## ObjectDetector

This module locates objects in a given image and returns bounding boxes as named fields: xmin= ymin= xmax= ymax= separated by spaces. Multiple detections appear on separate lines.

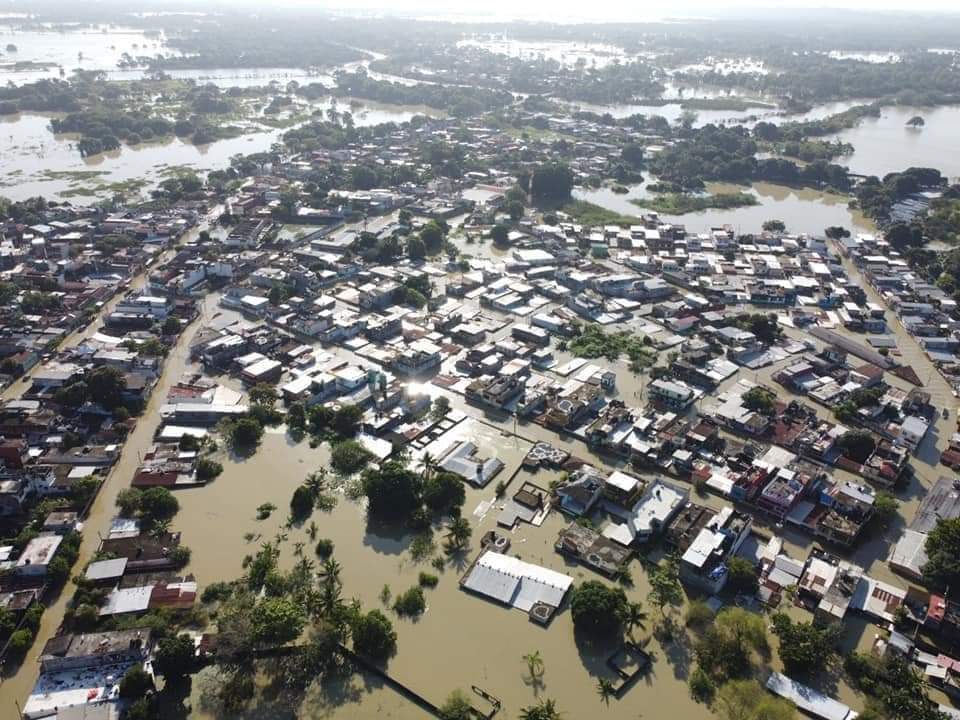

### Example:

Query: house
xmin=555 ymin=466 xmax=605 ymax=517
xmin=648 ymin=379 xmax=697 ymax=410
xmin=16 ymin=535 xmax=64 ymax=576
xmin=679 ymin=506 xmax=753 ymax=594
xmin=461 ymin=550 xmax=573 ymax=620
xmin=603 ymin=480 xmax=688 ymax=547
xmin=391 ymin=339 xmax=442 ymax=376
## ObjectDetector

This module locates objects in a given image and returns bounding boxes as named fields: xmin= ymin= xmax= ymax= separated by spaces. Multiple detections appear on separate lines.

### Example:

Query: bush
xmin=351 ymin=609 xmax=397 ymax=662
xmin=315 ymin=538 xmax=335 ymax=559
xmin=439 ymin=689 xmax=474 ymax=720
xmin=570 ymin=581 xmax=628 ymax=639
xmin=422 ymin=471 xmax=466 ymax=514
xmin=393 ymin=587 xmax=426 ymax=617
xmin=6 ymin=628 xmax=34 ymax=657
xmin=196 ymin=458 xmax=223 ymax=481
xmin=290 ymin=485 xmax=315 ymax=521
xmin=330 ymin=439 xmax=373 ymax=476
xmin=685 ymin=600 xmax=715 ymax=631
xmin=201 ymin=581 xmax=234 ymax=604
xmin=118 ymin=664 xmax=154 ymax=700
xmin=418 ymin=572 xmax=439 ymax=588
xmin=689 ymin=666 xmax=716 ymax=703
xmin=725 ymin=557 xmax=759 ymax=596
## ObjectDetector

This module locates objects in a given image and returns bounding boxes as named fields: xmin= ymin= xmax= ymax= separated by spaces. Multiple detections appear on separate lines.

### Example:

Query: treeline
xmin=0 ymin=79 xmax=83 ymax=114
xmin=647 ymin=124 xmax=851 ymax=192
xmin=370 ymin=45 xmax=665 ymax=104
xmin=51 ymin=110 xmax=176 ymax=156
xmin=323 ymin=71 xmax=514 ymax=117
xmin=674 ymin=51 xmax=960 ymax=105
xmin=148 ymin=19 xmax=364 ymax=71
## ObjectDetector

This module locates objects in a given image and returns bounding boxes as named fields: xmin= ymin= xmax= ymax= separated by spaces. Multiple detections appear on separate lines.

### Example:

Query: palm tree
xmin=623 ymin=601 xmax=648 ymax=642
xmin=596 ymin=678 xmax=616 ymax=706
xmin=293 ymin=541 xmax=305 ymax=558
xmin=307 ymin=520 xmax=318 ymax=541
xmin=305 ymin=469 xmax=328 ymax=497
xmin=522 ymin=650 xmax=545 ymax=679
xmin=319 ymin=558 xmax=342 ymax=589
xmin=519 ymin=699 xmax=562 ymax=720
xmin=420 ymin=451 xmax=438 ymax=482
xmin=444 ymin=517 xmax=472 ymax=552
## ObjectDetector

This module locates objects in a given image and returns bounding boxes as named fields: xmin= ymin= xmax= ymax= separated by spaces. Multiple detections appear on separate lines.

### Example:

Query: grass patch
xmin=634 ymin=191 xmax=758 ymax=215
xmin=563 ymin=199 xmax=642 ymax=227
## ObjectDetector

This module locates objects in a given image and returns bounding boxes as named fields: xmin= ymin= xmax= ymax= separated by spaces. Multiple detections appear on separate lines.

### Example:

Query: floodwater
xmin=455 ymin=37 xmax=635 ymax=68
xmin=829 ymin=105 xmax=960 ymax=181
xmin=0 ymin=97 xmax=438 ymax=202
xmin=562 ymin=98 xmax=770 ymax=127
xmin=0 ymin=24 xmax=181 ymax=85
xmin=574 ymin=181 xmax=876 ymax=235
xmin=3 ymin=238 xmax=958 ymax=718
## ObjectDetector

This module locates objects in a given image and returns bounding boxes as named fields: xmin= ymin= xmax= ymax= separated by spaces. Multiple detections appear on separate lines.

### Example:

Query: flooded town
xmin=1 ymin=2 xmax=960 ymax=720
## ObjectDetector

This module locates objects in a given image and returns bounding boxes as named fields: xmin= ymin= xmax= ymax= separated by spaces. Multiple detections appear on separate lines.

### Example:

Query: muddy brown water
xmin=3 ymin=233 xmax=958 ymax=718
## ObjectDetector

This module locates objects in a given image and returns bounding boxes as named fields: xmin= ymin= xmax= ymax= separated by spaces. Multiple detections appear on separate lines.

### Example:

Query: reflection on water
xmin=574 ymin=181 xmax=876 ymax=234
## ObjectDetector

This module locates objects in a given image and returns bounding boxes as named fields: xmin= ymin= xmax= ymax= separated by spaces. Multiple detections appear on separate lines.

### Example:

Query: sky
xmin=289 ymin=0 xmax=960 ymax=21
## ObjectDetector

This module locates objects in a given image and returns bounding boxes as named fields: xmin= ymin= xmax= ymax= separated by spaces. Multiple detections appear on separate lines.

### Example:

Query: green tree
xmin=196 ymin=458 xmax=223 ymax=481
xmin=423 ymin=471 xmax=466 ymax=514
xmin=362 ymin=461 xmax=423 ymax=521
xmin=623 ymin=601 xmax=648 ymax=642
xmin=154 ymin=634 xmax=197 ymax=680
xmin=508 ymin=199 xmax=525 ymax=222
xmin=716 ymin=679 xmax=795 ymax=720
xmin=522 ymin=650 xmax=545 ymax=679
xmin=528 ymin=163 xmax=574 ymax=205
xmin=694 ymin=607 xmax=769 ymax=681
xmin=647 ymin=555 xmax=683 ymax=615
xmin=290 ymin=485 xmax=315 ymax=521
xmin=490 ymin=223 xmax=510 ymax=245
xmin=333 ymin=404 xmax=363 ymax=438
xmin=742 ymin=387 xmax=776 ymax=415
xmin=249 ymin=383 xmax=278 ymax=406
xmin=6 ymin=629 xmax=34 ymax=658
xmin=351 ymin=609 xmax=397 ymax=662
xmin=86 ymin=365 xmax=126 ymax=409
xmin=116 ymin=487 xmax=142 ymax=517
xmin=250 ymin=596 xmax=306 ymax=646
xmin=138 ymin=487 xmax=179 ymax=524
xmin=161 ymin=316 xmax=180 ymax=335
xmin=923 ymin=517 xmax=960 ymax=590
xmin=287 ymin=401 xmax=306 ymax=431
xmin=420 ymin=220 xmax=445 ymax=254
xmin=771 ymin=613 xmax=839 ymax=677
xmin=762 ymin=219 xmax=787 ymax=233
xmin=725 ymin=557 xmax=759 ymax=596
xmin=444 ymin=516 xmax=472 ymax=552
xmin=118 ymin=664 xmax=154 ymax=700
xmin=836 ymin=430 xmax=877 ymax=463
xmin=230 ymin=417 xmax=264 ymax=448
xmin=330 ymin=439 xmax=373 ymax=475
xmin=407 ymin=234 xmax=426 ymax=260
xmin=570 ymin=581 xmax=628 ymax=639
